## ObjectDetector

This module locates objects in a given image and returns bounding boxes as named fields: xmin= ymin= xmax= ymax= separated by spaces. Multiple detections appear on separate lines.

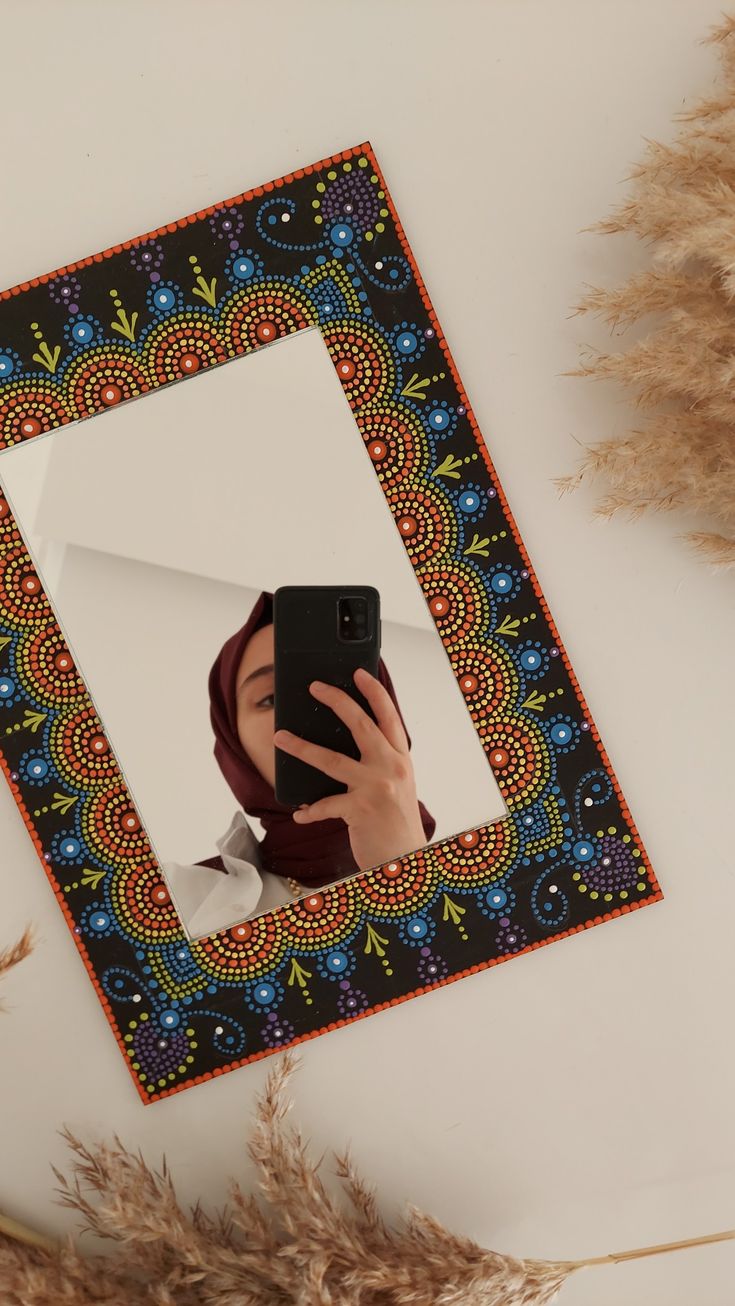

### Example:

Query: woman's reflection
xmin=163 ymin=592 xmax=435 ymax=933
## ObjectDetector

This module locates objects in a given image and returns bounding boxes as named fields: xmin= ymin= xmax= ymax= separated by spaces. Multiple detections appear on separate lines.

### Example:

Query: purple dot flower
xmin=261 ymin=1013 xmax=295 ymax=1048
xmin=337 ymin=986 xmax=369 ymax=1018
xmin=49 ymin=275 xmax=82 ymax=309
xmin=130 ymin=240 xmax=164 ymax=275
xmin=495 ymin=918 xmax=528 ymax=954
xmin=582 ymin=835 xmax=640 ymax=895
xmin=417 ymin=950 xmax=449 ymax=985
xmin=320 ymin=173 xmax=380 ymax=233
xmin=209 ymin=206 xmax=244 ymax=246
xmin=132 ymin=1023 xmax=190 ymax=1078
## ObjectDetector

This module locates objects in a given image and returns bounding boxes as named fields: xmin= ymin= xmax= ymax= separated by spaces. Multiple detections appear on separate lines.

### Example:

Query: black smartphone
xmin=273 ymin=586 xmax=381 ymax=807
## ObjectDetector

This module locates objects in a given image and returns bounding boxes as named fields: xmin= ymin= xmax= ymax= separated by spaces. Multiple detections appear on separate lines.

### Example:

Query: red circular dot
xmin=179 ymin=352 xmax=200 ymax=374
xmin=460 ymin=674 xmax=479 ymax=694
xmin=101 ymin=384 xmax=122 ymax=406
xmin=490 ymin=748 xmax=510 ymax=769
xmin=398 ymin=515 xmax=417 ymax=538
xmin=302 ymin=894 xmax=325 ymax=913
xmin=256 ymin=321 xmax=277 ymax=343
xmin=0 ymin=498 xmax=8 ymax=520
xmin=151 ymin=884 xmax=170 ymax=906
xmin=231 ymin=922 xmax=253 ymax=942
xmin=21 ymin=573 xmax=40 ymax=595
xmin=430 ymin=596 xmax=450 ymax=617
xmin=90 ymin=734 xmax=108 ymax=754
xmin=460 ymin=831 xmax=480 ymax=848
xmin=336 ymin=358 xmax=356 ymax=381
xmin=20 ymin=416 xmax=42 ymax=439
xmin=382 ymin=862 xmax=402 ymax=879
xmin=122 ymin=811 xmax=140 ymax=833
xmin=368 ymin=440 xmax=387 ymax=461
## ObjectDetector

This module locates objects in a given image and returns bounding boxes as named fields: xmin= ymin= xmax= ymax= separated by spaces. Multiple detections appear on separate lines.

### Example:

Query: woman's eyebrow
xmin=236 ymin=663 xmax=274 ymax=694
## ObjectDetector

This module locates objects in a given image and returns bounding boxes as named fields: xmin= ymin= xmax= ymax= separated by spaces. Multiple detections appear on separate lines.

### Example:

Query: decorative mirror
xmin=0 ymin=142 xmax=661 ymax=1101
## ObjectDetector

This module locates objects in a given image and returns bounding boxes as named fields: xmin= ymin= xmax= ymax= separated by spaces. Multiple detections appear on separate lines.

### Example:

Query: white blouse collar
xmin=163 ymin=810 xmax=268 ymax=936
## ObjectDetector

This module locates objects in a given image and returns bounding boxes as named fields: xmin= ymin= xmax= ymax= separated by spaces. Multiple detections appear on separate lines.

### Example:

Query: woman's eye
xmin=256 ymin=693 xmax=275 ymax=710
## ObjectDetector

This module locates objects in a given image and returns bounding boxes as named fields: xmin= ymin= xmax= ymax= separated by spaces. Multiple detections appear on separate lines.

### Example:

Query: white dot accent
xmin=281 ymin=213 xmax=290 ymax=223
xmin=132 ymin=994 xmax=141 ymax=1004
xmin=215 ymin=1025 xmax=224 ymax=1035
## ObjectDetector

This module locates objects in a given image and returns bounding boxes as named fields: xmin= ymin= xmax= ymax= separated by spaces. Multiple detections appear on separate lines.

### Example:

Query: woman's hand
xmin=273 ymin=668 xmax=427 ymax=872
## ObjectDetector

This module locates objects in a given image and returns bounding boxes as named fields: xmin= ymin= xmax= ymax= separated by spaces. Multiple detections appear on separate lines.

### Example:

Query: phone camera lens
xmin=339 ymin=596 xmax=368 ymax=642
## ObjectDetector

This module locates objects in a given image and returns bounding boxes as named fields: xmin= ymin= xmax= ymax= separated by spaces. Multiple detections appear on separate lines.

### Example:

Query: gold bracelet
xmin=288 ymin=877 xmax=303 ymax=898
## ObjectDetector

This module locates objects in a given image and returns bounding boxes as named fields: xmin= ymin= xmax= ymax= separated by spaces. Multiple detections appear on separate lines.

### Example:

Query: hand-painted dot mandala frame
xmin=0 ymin=141 xmax=662 ymax=1102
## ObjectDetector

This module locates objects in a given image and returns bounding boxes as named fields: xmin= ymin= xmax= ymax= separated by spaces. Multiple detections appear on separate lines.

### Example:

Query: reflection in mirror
xmin=0 ymin=329 xmax=508 ymax=936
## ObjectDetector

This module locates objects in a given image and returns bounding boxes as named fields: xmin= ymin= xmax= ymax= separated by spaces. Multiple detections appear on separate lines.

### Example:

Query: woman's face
xmin=235 ymin=622 xmax=276 ymax=787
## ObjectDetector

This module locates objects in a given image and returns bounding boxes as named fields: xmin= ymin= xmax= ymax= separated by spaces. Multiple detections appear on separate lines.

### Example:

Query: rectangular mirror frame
xmin=0 ymin=142 xmax=662 ymax=1102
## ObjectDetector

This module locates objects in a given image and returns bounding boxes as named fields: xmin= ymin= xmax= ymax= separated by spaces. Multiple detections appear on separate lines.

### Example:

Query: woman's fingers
xmin=352 ymin=668 xmax=410 ymax=753
xmin=274 ymin=728 xmax=361 ymax=786
xmin=292 ymin=794 xmax=350 ymax=825
xmin=308 ymin=680 xmax=386 ymax=756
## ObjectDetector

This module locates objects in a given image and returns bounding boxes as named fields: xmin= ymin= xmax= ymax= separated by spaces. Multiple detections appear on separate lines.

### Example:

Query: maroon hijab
xmin=199 ymin=591 xmax=436 ymax=887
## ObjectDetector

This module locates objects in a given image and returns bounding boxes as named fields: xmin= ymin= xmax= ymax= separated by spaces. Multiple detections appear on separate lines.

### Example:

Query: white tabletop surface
xmin=1 ymin=3 xmax=734 ymax=1302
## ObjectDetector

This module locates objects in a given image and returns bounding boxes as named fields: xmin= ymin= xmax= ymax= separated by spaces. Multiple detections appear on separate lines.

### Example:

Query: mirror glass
xmin=0 ymin=329 xmax=508 ymax=936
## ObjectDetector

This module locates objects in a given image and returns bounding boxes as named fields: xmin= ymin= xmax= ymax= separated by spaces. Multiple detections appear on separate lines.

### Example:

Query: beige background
xmin=0 ymin=2 xmax=734 ymax=1301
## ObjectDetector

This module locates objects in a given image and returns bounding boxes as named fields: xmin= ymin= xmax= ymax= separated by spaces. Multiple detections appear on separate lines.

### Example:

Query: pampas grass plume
xmin=566 ymin=13 xmax=735 ymax=567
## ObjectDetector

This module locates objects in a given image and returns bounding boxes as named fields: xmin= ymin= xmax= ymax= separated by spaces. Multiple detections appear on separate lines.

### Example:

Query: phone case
xmin=274 ymin=586 xmax=381 ymax=807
